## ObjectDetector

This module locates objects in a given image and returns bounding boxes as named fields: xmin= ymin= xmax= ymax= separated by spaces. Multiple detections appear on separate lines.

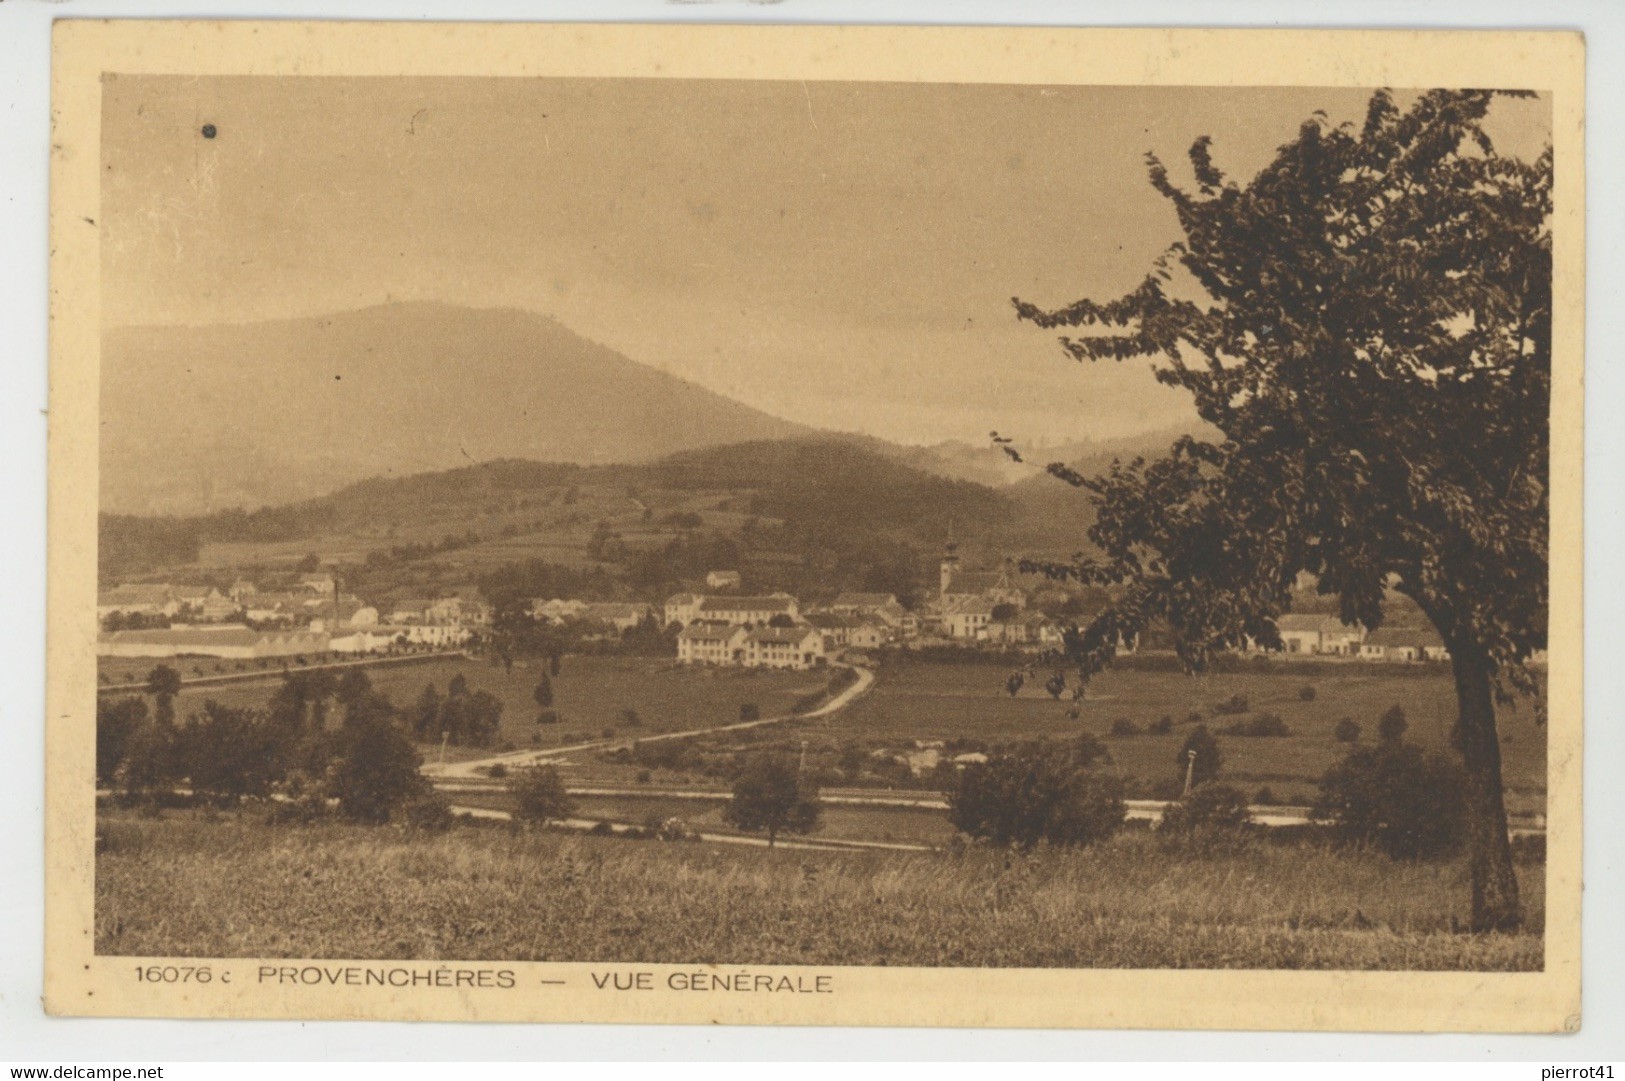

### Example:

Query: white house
xmin=944 ymin=598 xmax=997 ymax=640
xmin=663 ymin=593 xmax=702 ymax=628
xmin=743 ymin=625 xmax=826 ymax=670
xmin=1275 ymin=613 xmax=1366 ymax=655
xmin=677 ymin=622 xmax=747 ymax=666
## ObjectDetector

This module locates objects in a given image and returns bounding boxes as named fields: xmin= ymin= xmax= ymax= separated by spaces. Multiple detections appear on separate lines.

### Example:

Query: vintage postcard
xmin=46 ymin=21 xmax=1584 ymax=1029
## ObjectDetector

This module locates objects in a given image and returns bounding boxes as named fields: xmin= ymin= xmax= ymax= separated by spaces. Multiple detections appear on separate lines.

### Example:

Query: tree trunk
xmin=1450 ymin=639 xmax=1522 ymax=932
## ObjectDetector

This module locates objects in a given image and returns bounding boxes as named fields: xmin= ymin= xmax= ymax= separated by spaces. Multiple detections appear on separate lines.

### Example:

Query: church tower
xmin=939 ymin=535 xmax=961 ymax=602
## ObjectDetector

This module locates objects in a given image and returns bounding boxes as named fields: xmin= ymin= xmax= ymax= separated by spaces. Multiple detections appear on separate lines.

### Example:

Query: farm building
xmin=1274 ymin=613 xmax=1366 ymax=655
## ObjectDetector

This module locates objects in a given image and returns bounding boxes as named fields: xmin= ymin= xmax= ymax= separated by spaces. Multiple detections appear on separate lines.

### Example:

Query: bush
xmin=947 ymin=741 xmax=1125 ymax=850
xmin=1253 ymin=785 xmax=1277 ymax=805
xmin=1378 ymin=705 xmax=1408 ymax=745
xmin=402 ymin=791 xmax=455 ymax=831
xmin=1109 ymin=717 xmax=1140 ymax=737
xmin=1333 ymin=718 xmax=1362 ymax=743
xmin=1184 ymin=711 xmax=1204 ymax=726
xmin=1314 ymin=738 xmax=1465 ymax=860
xmin=1161 ymin=782 xmax=1252 ymax=833
xmin=486 ymin=763 xmax=508 ymax=779
xmin=1148 ymin=715 xmax=1174 ymax=735
xmin=1212 ymin=694 xmax=1250 ymax=716
xmin=589 ymin=820 xmax=615 ymax=836
xmin=1298 ymin=685 xmax=1318 ymax=701
xmin=510 ymin=764 xmax=574 ymax=825
xmin=636 ymin=769 xmax=652 ymax=784
xmin=1221 ymin=713 xmax=1290 ymax=738
xmin=739 ymin=703 xmax=760 ymax=722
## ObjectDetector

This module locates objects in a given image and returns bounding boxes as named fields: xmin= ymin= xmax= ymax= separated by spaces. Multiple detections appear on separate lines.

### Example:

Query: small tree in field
xmin=1334 ymin=718 xmax=1363 ymax=743
xmin=532 ymin=673 xmax=553 ymax=712
xmin=948 ymin=739 xmax=1123 ymax=850
xmin=1012 ymin=90 xmax=1550 ymax=930
xmin=510 ymin=764 xmax=574 ymax=825
xmin=723 ymin=754 xmax=821 ymax=848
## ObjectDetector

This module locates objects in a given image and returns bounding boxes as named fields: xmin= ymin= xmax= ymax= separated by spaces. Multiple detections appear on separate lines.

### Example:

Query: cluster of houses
xmin=96 ymin=573 xmax=484 ymax=660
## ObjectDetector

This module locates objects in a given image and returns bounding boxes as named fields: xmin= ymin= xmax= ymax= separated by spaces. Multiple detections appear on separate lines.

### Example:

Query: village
xmin=95 ymin=537 xmax=1477 ymax=671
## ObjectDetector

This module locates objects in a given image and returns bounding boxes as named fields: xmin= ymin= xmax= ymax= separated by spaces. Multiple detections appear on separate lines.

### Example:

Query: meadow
xmin=154 ymin=654 xmax=822 ymax=761
xmin=800 ymin=657 xmax=1547 ymax=812
xmin=95 ymin=808 xmax=1543 ymax=970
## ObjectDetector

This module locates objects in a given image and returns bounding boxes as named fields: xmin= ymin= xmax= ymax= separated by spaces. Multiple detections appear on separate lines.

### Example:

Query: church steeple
xmin=939 ymin=531 xmax=961 ymax=600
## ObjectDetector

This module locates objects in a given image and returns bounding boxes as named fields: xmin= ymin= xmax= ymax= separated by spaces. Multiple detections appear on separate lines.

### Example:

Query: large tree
xmin=1012 ymin=89 xmax=1550 ymax=931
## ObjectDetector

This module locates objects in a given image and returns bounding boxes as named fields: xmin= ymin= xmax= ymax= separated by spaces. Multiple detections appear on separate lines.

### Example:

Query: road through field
xmin=424 ymin=657 xmax=874 ymax=781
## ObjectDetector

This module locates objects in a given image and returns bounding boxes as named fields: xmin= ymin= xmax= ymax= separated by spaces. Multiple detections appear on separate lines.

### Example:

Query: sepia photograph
xmin=42 ymin=21 xmax=1584 ymax=1030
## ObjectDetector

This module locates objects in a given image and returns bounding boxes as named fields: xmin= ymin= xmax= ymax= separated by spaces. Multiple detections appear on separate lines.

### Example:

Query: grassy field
xmin=155 ymin=654 xmax=823 ymax=761
xmin=95 ymin=808 xmax=1543 ymax=970
xmin=799 ymin=658 xmax=1547 ymax=811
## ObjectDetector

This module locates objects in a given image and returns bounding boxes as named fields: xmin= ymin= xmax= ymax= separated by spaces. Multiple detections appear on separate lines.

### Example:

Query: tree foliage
xmin=723 ymin=754 xmax=821 ymax=847
xmin=510 ymin=764 xmax=574 ymax=824
xmin=1314 ymin=733 xmax=1466 ymax=860
xmin=947 ymin=738 xmax=1124 ymax=850
xmin=1013 ymin=89 xmax=1549 ymax=930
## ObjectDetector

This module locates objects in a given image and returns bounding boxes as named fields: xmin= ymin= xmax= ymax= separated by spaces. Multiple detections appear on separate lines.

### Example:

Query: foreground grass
xmin=97 ymin=810 xmax=1542 ymax=970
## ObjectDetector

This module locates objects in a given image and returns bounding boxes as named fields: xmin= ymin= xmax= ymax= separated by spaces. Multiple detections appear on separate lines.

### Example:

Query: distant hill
xmin=100 ymin=303 xmax=814 ymax=516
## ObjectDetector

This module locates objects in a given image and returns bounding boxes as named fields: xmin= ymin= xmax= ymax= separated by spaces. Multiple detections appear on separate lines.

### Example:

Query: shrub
xmin=1333 ymin=718 xmax=1362 ymax=743
xmin=536 ymin=710 xmax=559 ymax=726
xmin=1148 ymin=715 xmax=1174 ymax=735
xmin=589 ymin=820 xmax=615 ymax=835
xmin=402 ymin=791 xmax=455 ymax=831
xmin=620 ymin=708 xmax=643 ymax=728
xmin=510 ymin=764 xmax=574 ymax=825
xmin=1161 ymin=782 xmax=1252 ymax=833
xmin=1298 ymin=685 xmax=1318 ymax=701
xmin=1253 ymin=785 xmax=1277 ymax=805
xmin=739 ymin=703 xmax=760 ymax=722
xmin=636 ymin=769 xmax=652 ymax=784
xmin=947 ymin=741 xmax=1125 ymax=850
xmin=1222 ymin=713 xmax=1290 ymax=738
xmin=1109 ymin=717 xmax=1140 ymax=737
xmin=486 ymin=763 xmax=508 ymax=779
xmin=1212 ymin=694 xmax=1250 ymax=716
xmin=1314 ymin=738 xmax=1466 ymax=860
xmin=1378 ymin=705 xmax=1409 ymax=745
xmin=1184 ymin=711 xmax=1204 ymax=726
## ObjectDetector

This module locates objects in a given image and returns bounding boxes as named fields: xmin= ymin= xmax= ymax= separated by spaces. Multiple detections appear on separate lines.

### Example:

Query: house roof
xmin=102 ymin=626 xmax=263 ymax=648
xmin=946 ymin=598 xmax=997 ymax=617
xmin=1364 ymin=627 xmax=1443 ymax=648
xmin=832 ymin=592 xmax=897 ymax=608
xmin=745 ymin=626 xmax=819 ymax=646
xmin=699 ymin=595 xmax=795 ymax=613
xmin=805 ymin=612 xmax=859 ymax=630
xmin=583 ymin=603 xmax=648 ymax=620
xmin=678 ymin=622 xmax=742 ymax=643
xmin=1276 ymin=613 xmax=1359 ymax=634
xmin=104 ymin=584 xmax=174 ymax=605
xmin=944 ymin=570 xmax=1015 ymax=596
xmin=665 ymin=593 xmax=698 ymax=606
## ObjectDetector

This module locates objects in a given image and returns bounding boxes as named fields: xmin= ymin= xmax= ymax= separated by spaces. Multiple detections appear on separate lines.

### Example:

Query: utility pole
xmin=1183 ymin=749 xmax=1198 ymax=796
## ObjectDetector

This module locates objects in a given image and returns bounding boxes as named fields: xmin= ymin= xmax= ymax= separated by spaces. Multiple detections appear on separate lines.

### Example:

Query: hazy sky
xmin=101 ymin=77 xmax=1551 ymax=446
